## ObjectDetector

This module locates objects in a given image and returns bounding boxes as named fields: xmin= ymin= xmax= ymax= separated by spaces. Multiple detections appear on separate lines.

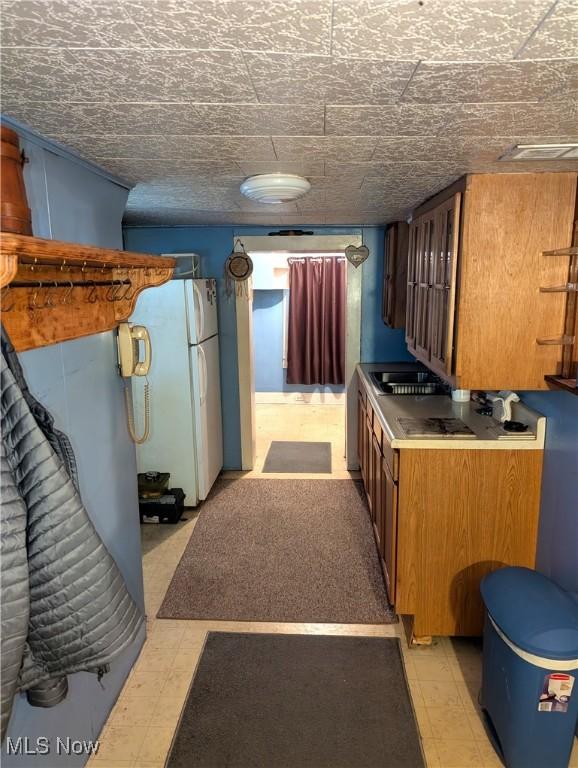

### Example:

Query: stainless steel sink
xmin=371 ymin=371 xmax=431 ymax=384
xmin=368 ymin=368 xmax=449 ymax=396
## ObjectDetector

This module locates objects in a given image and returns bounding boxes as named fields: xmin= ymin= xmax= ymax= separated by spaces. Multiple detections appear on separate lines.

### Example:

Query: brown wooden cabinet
xmin=357 ymin=371 xmax=543 ymax=638
xmin=382 ymin=222 xmax=409 ymax=328
xmin=406 ymin=173 xmax=577 ymax=390
xmin=381 ymin=457 xmax=398 ymax=604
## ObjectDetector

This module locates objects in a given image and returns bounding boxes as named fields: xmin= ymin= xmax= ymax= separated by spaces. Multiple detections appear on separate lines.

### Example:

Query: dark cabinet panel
xmin=358 ymin=378 xmax=399 ymax=607
xmin=406 ymin=193 xmax=461 ymax=379
xmin=382 ymin=222 xmax=409 ymax=329
xmin=382 ymin=458 xmax=398 ymax=604
xmin=406 ymin=221 xmax=419 ymax=347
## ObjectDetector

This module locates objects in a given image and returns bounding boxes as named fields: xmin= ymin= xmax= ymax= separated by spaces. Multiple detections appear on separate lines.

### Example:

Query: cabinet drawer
xmin=366 ymin=400 xmax=374 ymax=429
xmin=358 ymin=384 xmax=367 ymax=407
xmin=373 ymin=416 xmax=383 ymax=450
xmin=382 ymin=431 xmax=398 ymax=482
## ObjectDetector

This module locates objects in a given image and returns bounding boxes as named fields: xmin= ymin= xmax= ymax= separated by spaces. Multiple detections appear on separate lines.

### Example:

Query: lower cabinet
xmin=357 ymin=376 xmax=543 ymax=639
xmin=370 ymin=433 xmax=398 ymax=605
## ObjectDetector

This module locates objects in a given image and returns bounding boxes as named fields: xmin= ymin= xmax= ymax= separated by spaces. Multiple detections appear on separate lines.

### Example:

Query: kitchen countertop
xmin=357 ymin=363 xmax=545 ymax=450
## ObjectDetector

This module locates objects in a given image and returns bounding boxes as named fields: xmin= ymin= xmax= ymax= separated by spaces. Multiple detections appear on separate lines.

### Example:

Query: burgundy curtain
xmin=286 ymin=256 xmax=346 ymax=385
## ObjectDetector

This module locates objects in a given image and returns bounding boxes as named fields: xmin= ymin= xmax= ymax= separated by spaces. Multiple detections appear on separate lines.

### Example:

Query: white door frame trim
xmin=235 ymin=234 xmax=363 ymax=471
xmin=236 ymin=278 xmax=256 ymax=470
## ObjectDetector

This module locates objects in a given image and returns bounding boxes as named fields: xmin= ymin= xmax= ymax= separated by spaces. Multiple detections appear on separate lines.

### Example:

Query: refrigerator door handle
xmin=198 ymin=344 xmax=208 ymax=405
xmin=193 ymin=281 xmax=205 ymax=342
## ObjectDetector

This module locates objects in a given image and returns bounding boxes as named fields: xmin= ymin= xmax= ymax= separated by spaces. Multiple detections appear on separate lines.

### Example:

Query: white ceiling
xmin=1 ymin=0 xmax=577 ymax=227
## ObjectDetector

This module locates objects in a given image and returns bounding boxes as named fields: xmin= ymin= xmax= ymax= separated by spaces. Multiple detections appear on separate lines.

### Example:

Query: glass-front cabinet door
xmin=429 ymin=193 xmax=461 ymax=376
xmin=405 ymin=219 xmax=420 ymax=349
xmin=415 ymin=212 xmax=437 ymax=360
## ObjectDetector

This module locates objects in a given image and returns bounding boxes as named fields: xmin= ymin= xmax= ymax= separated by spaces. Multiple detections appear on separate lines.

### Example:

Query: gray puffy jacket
xmin=0 ymin=330 xmax=144 ymax=741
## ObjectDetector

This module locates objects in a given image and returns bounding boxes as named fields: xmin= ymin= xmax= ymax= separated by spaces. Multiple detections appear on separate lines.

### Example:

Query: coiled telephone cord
xmin=124 ymin=379 xmax=150 ymax=444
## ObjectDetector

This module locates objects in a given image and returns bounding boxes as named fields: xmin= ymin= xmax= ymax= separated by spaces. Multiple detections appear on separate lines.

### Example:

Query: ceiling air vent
xmin=500 ymin=143 xmax=578 ymax=161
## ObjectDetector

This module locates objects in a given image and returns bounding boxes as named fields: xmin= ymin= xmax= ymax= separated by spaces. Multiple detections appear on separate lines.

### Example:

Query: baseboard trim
xmin=255 ymin=391 xmax=346 ymax=404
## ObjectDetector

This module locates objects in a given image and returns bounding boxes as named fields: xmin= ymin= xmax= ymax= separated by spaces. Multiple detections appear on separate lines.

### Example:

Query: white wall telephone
xmin=117 ymin=322 xmax=152 ymax=444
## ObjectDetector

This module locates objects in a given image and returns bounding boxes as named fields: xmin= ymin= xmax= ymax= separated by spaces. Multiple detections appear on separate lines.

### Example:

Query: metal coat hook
xmin=106 ymin=280 xmax=119 ymax=302
xmin=30 ymin=281 xmax=43 ymax=309
xmin=1 ymin=285 xmax=15 ymax=312
xmin=43 ymin=282 xmax=57 ymax=308
xmin=62 ymin=281 xmax=74 ymax=305
xmin=86 ymin=280 xmax=98 ymax=303
xmin=122 ymin=280 xmax=135 ymax=301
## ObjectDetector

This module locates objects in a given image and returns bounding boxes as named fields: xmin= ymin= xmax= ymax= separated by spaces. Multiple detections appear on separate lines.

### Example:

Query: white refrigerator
xmin=130 ymin=278 xmax=223 ymax=505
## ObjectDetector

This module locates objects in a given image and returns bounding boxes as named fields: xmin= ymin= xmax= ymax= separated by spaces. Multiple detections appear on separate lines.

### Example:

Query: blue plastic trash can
xmin=480 ymin=567 xmax=578 ymax=768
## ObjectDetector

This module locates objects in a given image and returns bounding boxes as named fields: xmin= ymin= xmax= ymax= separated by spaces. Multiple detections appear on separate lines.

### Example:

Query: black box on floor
xmin=139 ymin=488 xmax=185 ymax=524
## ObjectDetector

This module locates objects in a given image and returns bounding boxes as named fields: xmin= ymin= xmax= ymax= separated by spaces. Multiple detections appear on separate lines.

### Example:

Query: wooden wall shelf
xmin=545 ymin=375 xmax=578 ymax=395
xmin=0 ymin=232 xmax=175 ymax=351
xmin=540 ymin=222 xmax=578 ymax=390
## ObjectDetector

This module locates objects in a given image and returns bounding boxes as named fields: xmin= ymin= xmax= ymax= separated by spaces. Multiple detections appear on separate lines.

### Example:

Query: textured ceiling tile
xmin=4 ymin=103 xmax=324 ymax=136
xmin=243 ymin=213 xmax=327 ymax=226
xmin=306 ymin=174 xmax=364 ymax=190
xmin=466 ymin=159 xmax=578 ymax=173
xmin=273 ymin=136 xmax=378 ymax=160
xmin=362 ymin=171 xmax=462 ymax=192
xmin=235 ymin=160 xmax=326 ymax=176
xmin=128 ymin=186 xmax=242 ymax=212
xmin=0 ymin=0 xmax=149 ymax=48
xmin=93 ymin=158 xmax=244 ymax=184
xmin=326 ymin=102 xmax=578 ymax=136
xmin=51 ymin=135 xmax=276 ymax=161
xmin=237 ymin=198 xmax=300 ymax=213
xmin=294 ymin=188 xmax=327 ymax=211
xmin=322 ymin=162 xmax=374 ymax=184
xmin=324 ymin=160 xmax=467 ymax=181
xmin=2 ymin=49 xmax=256 ymax=103
xmin=297 ymin=186 xmax=376 ymax=212
xmin=403 ymin=60 xmax=578 ymax=104
xmin=332 ymin=0 xmax=552 ymax=61
xmin=324 ymin=212 xmax=392 ymax=225
xmin=372 ymin=135 xmax=517 ymax=162
xmin=123 ymin=209 xmax=241 ymax=226
xmin=49 ymin=134 xmax=173 ymax=160
xmin=326 ymin=104 xmax=447 ymax=136
xmin=360 ymin=173 xmax=463 ymax=207
xmin=122 ymin=0 xmax=333 ymax=54
xmin=245 ymin=52 xmax=414 ymax=104
xmin=517 ymin=0 xmax=578 ymax=60
xmin=161 ymin=136 xmax=277 ymax=160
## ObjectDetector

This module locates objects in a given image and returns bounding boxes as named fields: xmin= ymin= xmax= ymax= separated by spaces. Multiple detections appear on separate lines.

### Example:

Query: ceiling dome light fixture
xmin=240 ymin=173 xmax=311 ymax=204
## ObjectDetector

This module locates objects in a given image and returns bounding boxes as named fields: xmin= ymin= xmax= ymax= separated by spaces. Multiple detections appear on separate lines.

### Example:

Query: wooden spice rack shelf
xmin=0 ymin=232 xmax=175 ymax=351
xmin=537 ymin=240 xmax=578 ymax=395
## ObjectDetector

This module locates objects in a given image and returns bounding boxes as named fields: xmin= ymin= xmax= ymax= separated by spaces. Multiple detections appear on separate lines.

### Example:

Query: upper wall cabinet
xmin=406 ymin=173 xmax=578 ymax=390
xmin=382 ymin=221 xmax=409 ymax=329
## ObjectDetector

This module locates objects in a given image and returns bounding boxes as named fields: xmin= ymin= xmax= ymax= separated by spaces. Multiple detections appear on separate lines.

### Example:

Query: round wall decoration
xmin=225 ymin=239 xmax=253 ymax=298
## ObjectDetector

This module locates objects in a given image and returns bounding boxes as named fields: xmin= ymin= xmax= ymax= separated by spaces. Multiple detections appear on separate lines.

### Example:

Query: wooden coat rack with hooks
xmin=0 ymin=232 xmax=175 ymax=351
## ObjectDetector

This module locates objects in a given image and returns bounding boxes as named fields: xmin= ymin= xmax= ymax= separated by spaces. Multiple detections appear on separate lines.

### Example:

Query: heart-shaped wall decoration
xmin=345 ymin=244 xmax=369 ymax=268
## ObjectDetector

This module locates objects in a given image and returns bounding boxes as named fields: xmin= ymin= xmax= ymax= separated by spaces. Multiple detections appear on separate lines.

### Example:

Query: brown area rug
xmin=166 ymin=633 xmax=423 ymax=768
xmin=158 ymin=479 xmax=395 ymax=623
xmin=262 ymin=440 xmax=332 ymax=473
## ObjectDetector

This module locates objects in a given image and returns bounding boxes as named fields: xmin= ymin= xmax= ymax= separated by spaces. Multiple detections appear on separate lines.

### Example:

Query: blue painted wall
xmin=253 ymin=289 xmax=346 ymax=394
xmin=361 ymin=226 xmax=413 ymax=363
xmin=2 ymin=128 xmax=145 ymax=767
xmin=521 ymin=391 xmax=578 ymax=593
xmin=123 ymin=225 xmax=414 ymax=467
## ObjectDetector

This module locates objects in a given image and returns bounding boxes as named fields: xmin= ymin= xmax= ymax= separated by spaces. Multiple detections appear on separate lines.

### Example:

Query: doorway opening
xmin=234 ymin=234 xmax=363 ymax=475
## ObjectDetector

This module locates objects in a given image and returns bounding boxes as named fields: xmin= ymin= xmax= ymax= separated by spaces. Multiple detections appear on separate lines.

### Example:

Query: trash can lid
xmin=481 ymin=567 xmax=578 ymax=662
